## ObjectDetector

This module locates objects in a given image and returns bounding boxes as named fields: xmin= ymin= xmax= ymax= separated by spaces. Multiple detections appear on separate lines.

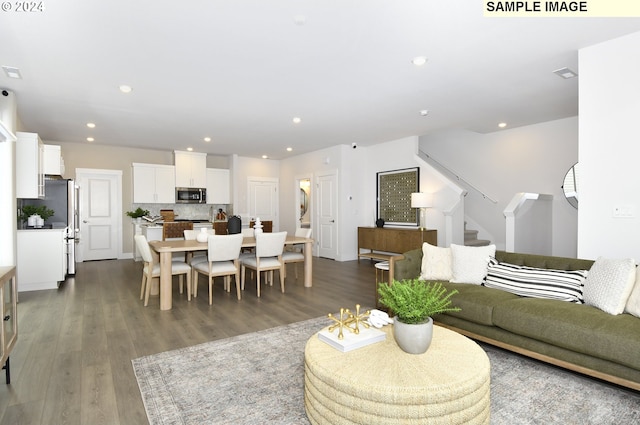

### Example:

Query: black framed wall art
xmin=376 ymin=167 xmax=419 ymax=227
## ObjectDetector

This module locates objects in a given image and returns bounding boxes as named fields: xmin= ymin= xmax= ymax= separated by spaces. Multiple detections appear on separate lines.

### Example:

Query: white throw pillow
xmin=450 ymin=244 xmax=496 ymax=285
xmin=583 ymin=257 xmax=636 ymax=315
xmin=624 ymin=266 xmax=640 ymax=318
xmin=419 ymin=243 xmax=452 ymax=281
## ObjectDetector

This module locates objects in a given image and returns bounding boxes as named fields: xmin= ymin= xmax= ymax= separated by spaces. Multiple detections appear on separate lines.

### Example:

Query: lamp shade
xmin=411 ymin=192 xmax=432 ymax=208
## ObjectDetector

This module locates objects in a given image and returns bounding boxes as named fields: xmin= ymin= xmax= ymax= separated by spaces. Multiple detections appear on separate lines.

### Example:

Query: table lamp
xmin=411 ymin=192 xmax=432 ymax=230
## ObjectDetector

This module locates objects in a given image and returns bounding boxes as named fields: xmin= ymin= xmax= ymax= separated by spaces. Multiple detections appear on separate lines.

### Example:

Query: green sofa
xmin=392 ymin=249 xmax=640 ymax=391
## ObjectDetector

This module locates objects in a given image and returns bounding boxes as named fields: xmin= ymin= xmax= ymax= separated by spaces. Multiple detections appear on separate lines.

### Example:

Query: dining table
xmin=148 ymin=235 xmax=314 ymax=310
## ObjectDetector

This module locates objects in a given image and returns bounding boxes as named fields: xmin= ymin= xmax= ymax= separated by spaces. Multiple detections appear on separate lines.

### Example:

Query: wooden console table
xmin=358 ymin=226 xmax=437 ymax=283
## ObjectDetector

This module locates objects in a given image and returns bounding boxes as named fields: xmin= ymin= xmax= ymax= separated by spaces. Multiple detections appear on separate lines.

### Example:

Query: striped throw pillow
xmin=484 ymin=259 xmax=588 ymax=303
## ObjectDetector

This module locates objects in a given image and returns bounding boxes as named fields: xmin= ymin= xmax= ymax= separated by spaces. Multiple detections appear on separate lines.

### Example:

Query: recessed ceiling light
xmin=412 ymin=56 xmax=428 ymax=66
xmin=419 ymin=110 xmax=429 ymax=116
xmin=204 ymin=137 xmax=211 ymax=142
xmin=86 ymin=122 xmax=96 ymax=128
xmin=2 ymin=66 xmax=21 ymax=79
xmin=119 ymin=85 xmax=133 ymax=93
xmin=86 ymin=137 xmax=94 ymax=142
xmin=292 ymin=117 xmax=302 ymax=124
xmin=286 ymin=147 xmax=293 ymax=152
xmin=262 ymin=155 xmax=268 ymax=159
xmin=498 ymin=122 xmax=507 ymax=128
xmin=293 ymin=15 xmax=306 ymax=25
xmin=552 ymin=67 xmax=578 ymax=79
xmin=187 ymin=147 xmax=193 ymax=152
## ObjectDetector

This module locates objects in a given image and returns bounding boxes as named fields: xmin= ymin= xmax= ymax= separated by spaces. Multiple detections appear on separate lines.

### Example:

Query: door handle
xmin=330 ymin=220 xmax=335 ymax=223
xmin=83 ymin=220 xmax=88 ymax=223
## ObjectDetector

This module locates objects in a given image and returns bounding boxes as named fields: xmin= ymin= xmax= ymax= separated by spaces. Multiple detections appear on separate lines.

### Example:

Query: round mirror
xmin=562 ymin=163 xmax=579 ymax=209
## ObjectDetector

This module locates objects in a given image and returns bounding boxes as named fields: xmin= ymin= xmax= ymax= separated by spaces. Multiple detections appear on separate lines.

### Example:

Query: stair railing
xmin=417 ymin=149 xmax=497 ymax=204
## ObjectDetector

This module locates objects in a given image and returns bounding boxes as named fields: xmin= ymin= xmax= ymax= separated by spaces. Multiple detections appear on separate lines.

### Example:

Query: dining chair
xmin=163 ymin=221 xmax=193 ymax=262
xmin=134 ymin=234 xmax=192 ymax=306
xmin=283 ymin=228 xmax=312 ymax=280
xmin=241 ymin=231 xmax=287 ymax=297
xmin=191 ymin=234 xmax=244 ymax=304
xmin=184 ymin=228 xmax=215 ymax=266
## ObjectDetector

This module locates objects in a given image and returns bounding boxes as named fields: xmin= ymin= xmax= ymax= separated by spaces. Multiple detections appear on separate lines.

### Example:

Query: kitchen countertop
xmin=18 ymin=227 xmax=66 ymax=232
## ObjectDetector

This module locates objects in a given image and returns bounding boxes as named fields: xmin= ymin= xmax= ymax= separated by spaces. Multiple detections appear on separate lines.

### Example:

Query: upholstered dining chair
xmin=134 ymin=234 xmax=192 ymax=306
xmin=241 ymin=231 xmax=287 ymax=297
xmin=184 ymin=228 xmax=215 ymax=266
xmin=191 ymin=234 xmax=244 ymax=304
xmin=283 ymin=228 xmax=312 ymax=280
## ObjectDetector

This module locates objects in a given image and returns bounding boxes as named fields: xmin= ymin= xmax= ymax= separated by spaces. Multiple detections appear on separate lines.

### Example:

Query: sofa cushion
xmin=419 ymin=243 xmax=453 ymax=281
xmin=625 ymin=270 xmax=640 ymax=318
xmin=583 ymin=257 xmax=636 ymax=315
xmin=484 ymin=259 xmax=587 ymax=303
xmin=450 ymin=244 xmax=496 ymax=285
xmin=436 ymin=281 xmax=519 ymax=326
xmin=492 ymin=297 xmax=640 ymax=371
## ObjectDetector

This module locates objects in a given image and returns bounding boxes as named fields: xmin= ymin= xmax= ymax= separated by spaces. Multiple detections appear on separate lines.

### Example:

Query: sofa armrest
xmin=392 ymin=248 xmax=422 ymax=281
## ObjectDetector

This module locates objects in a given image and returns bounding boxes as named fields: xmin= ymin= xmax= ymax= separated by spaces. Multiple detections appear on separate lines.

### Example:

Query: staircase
xmin=464 ymin=222 xmax=491 ymax=247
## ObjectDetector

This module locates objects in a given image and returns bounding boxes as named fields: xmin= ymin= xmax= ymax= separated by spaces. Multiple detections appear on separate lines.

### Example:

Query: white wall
xmin=419 ymin=117 xmax=579 ymax=256
xmin=279 ymin=145 xmax=352 ymax=259
xmin=362 ymin=136 xmax=464 ymax=249
xmin=0 ymin=91 xmax=17 ymax=267
xmin=578 ymin=31 xmax=640 ymax=261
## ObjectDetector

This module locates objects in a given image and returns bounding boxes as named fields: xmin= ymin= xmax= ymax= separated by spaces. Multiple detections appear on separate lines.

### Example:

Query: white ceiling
xmin=2 ymin=1 xmax=640 ymax=159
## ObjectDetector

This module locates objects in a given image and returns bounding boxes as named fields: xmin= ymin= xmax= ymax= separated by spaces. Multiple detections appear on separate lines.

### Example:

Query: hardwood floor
xmin=0 ymin=257 xmax=377 ymax=425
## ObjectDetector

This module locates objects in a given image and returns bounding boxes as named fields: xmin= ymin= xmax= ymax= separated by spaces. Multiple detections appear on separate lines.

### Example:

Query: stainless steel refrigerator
xmin=22 ymin=178 xmax=79 ymax=275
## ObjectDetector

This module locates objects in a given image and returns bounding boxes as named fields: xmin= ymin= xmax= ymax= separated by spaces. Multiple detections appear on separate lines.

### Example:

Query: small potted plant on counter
xmin=378 ymin=279 xmax=460 ymax=354
xmin=20 ymin=205 xmax=55 ymax=228
xmin=126 ymin=207 xmax=149 ymax=223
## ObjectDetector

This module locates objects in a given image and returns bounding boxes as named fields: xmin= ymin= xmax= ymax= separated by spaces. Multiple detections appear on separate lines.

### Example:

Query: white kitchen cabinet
xmin=142 ymin=225 xmax=163 ymax=242
xmin=174 ymin=151 xmax=207 ymax=188
xmin=16 ymin=132 xmax=44 ymax=199
xmin=132 ymin=163 xmax=175 ymax=203
xmin=17 ymin=229 xmax=66 ymax=291
xmin=43 ymin=144 xmax=64 ymax=175
xmin=206 ymin=168 xmax=231 ymax=204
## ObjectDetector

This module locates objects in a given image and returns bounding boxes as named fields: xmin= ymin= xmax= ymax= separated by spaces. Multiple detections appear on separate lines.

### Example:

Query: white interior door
xmin=77 ymin=169 xmax=122 ymax=261
xmin=248 ymin=178 xmax=278 ymax=229
xmin=317 ymin=170 xmax=337 ymax=259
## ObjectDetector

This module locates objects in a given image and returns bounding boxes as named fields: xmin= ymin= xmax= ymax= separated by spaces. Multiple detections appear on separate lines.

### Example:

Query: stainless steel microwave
xmin=175 ymin=187 xmax=206 ymax=204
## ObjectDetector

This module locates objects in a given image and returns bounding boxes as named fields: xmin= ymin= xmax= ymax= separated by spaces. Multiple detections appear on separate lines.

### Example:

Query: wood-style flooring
xmin=0 ymin=257 xmax=377 ymax=425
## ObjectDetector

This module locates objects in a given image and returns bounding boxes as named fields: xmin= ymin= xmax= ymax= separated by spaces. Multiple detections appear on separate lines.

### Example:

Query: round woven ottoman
xmin=304 ymin=325 xmax=490 ymax=424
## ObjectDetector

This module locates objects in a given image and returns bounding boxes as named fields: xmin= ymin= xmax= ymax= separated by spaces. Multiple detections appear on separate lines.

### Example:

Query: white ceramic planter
xmin=392 ymin=317 xmax=433 ymax=354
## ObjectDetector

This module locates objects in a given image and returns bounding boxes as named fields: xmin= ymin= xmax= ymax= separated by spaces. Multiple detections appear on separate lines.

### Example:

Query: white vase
xmin=28 ymin=214 xmax=40 ymax=227
xmin=392 ymin=317 xmax=433 ymax=354
xmin=196 ymin=228 xmax=209 ymax=243
xmin=254 ymin=227 xmax=263 ymax=237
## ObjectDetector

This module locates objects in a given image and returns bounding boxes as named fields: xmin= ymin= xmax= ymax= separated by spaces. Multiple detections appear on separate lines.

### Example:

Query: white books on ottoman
xmin=318 ymin=326 xmax=386 ymax=352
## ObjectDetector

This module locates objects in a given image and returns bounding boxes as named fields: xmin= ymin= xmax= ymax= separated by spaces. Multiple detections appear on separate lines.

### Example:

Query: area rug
xmin=133 ymin=317 xmax=640 ymax=425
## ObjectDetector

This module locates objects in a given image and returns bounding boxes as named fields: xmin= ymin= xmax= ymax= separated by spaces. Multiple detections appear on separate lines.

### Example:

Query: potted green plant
xmin=20 ymin=205 xmax=55 ymax=226
xmin=126 ymin=207 xmax=149 ymax=223
xmin=378 ymin=278 xmax=460 ymax=354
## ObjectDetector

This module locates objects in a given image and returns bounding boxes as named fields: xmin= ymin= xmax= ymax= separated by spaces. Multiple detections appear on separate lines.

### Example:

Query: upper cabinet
xmin=206 ymin=168 xmax=231 ymax=204
xmin=132 ymin=163 xmax=176 ymax=203
xmin=174 ymin=151 xmax=207 ymax=188
xmin=43 ymin=144 xmax=65 ymax=176
xmin=16 ymin=132 xmax=44 ymax=199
